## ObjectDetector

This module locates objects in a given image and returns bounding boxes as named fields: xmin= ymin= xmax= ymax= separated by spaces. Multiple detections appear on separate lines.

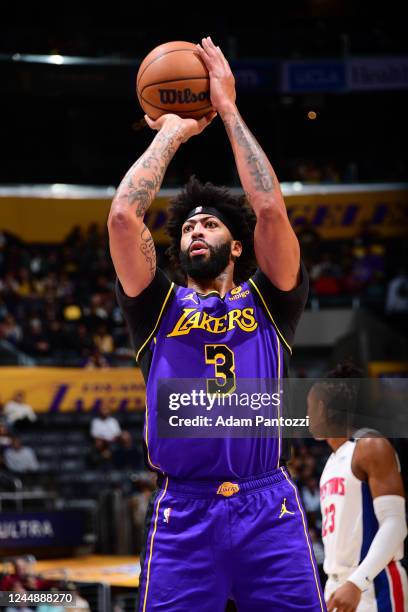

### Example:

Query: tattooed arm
xmin=108 ymin=111 xmax=216 ymax=297
xmin=197 ymin=37 xmax=300 ymax=290
xmin=222 ymin=109 xmax=300 ymax=290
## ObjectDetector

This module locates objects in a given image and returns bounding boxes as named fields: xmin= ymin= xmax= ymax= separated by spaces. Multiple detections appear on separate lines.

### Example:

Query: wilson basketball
xmin=136 ymin=41 xmax=211 ymax=120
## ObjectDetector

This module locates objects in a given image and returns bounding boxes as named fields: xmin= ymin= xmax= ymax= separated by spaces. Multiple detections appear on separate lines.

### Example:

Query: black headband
xmin=184 ymin=206 xmax=238 ymax=238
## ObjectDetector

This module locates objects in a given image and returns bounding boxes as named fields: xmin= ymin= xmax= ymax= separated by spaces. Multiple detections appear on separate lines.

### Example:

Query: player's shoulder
xmin=116 ymin=267 xmax=176 ymax=307
xmin=248 ymin=260 xmax=309 ymax=304
xmin=355 ymin=429 xmax=392 ymax=449
xmin=353 ymin=433 xmax=396 ymax=468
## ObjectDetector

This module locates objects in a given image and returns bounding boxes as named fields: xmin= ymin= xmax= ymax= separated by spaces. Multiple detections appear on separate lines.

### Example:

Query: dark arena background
xmin=0 ymin=3 xmax=407 ymax=611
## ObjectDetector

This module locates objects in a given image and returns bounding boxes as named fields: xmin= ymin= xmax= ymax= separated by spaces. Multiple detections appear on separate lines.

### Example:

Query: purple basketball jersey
xmin=145 ymin=280 xmax=286 ymax=480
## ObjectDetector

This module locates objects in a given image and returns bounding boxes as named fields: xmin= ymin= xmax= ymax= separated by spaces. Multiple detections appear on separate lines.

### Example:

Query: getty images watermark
xmin=157 ymin=379 xmax=310 ymax=439
xmin=167 ymin=388 xmax=309 ymax=429
xmin=156 ymin=377 xmax=408 ymax=439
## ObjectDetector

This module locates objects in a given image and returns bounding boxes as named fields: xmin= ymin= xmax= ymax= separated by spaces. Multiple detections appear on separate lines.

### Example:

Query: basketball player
xmin=307 ymin=363 xmax=408 ymax=611
xmin=109 ymin=37 xmax=325 ymax=610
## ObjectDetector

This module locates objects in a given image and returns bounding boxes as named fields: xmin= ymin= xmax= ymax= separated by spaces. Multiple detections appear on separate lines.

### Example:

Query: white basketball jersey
xmin=320 ymin=438 xmax=403 ymax=576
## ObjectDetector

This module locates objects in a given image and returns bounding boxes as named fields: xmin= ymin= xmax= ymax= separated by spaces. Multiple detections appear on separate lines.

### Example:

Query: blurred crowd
xmin=283 ymin=158 xmax=408 ymax=185
xmin=0 ymin=398 xmax=141 ymax=475
xmin=0 ymin=556 xmax=90 ymax=612
xmin=297 ymin=222 xmax=407 ymax=320
xmin=0 ymin=226 xmax=131 ymax=367
xmin=0 ymin=222 xmax=406 ymax=366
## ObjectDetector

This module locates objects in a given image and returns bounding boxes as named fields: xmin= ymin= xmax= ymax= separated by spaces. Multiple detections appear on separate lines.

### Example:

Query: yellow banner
xmin=0 ymin=367 xmax=145 ymax=413
xmin=0 ymin=197 xmax=111 ymax=243
xmin=1 ymin=187 xmax=407 ymax=242
xmin=368 ymin=362 xmax=408 ymax=378
xmin=148 ymin=191 xmax=408 ymax=241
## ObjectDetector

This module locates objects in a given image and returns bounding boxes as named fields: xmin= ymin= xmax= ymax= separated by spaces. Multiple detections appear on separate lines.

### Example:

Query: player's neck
xmin=327 ymin=437 xmax=349 ymax=452
xmin=187 ymin=268 xmax=235 ymax=297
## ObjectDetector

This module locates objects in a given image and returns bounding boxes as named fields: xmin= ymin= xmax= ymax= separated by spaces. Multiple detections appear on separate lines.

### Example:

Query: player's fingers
xmin=144 ymin=114 xmax=156 ymax=129
xmin=195 ymin=44 xmax=212 ymax=67
xmin=200 ymin=39 xmax=227 ymax=75
xmin=198 ymin=111 xmax=217 ymax=129
xmin=195 ymin=44 xmax=206 ymax=56
xmin=202 ymin=37 xmax=219 ymax=58
xmin=216 ymin=44 xmax=229 ymax=66
xmin=201 ymin=43 xmax=226 ymax=78
xmin=328 ymin=597 xmax=347 ymax=612
xmin=326 ymin=594 xmax=336 ymax=611
xmin=207 ymin=35 xmax=222 ymax=55
xmin=217 ymin=46 xmax=227 ymax=61
xmin=207 ymin=39 xmax=231 ymax=75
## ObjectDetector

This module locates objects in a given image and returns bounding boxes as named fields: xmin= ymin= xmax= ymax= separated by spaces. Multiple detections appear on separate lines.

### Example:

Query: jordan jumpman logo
xmin=279 ymin=498 xmax=295 ymax=519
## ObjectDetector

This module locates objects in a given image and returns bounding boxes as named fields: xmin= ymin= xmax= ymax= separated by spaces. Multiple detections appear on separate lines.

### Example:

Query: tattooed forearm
xmin=114 ymin=124 xmax=184 ymax=218
xmin=223 ymin=111 xmax=275 ymax=194
xmin=140 ymin=224 xmax=156 ymax=279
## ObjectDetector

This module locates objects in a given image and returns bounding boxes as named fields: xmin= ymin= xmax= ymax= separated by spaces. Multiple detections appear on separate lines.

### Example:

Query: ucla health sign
xmin=0 ymin=510 xmax=85 ymax=549
xmin=347 ymin=57 xmax=408 ymax=91
xmin=281 ymin=57 xmax=408 ymax=93
xmin=281 ymin=60 xmax=346 ymax=92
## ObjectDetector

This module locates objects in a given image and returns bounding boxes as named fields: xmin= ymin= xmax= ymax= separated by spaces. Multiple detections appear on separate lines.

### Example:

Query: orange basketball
xmin=136 ymin=41 xmax=211 ymax=120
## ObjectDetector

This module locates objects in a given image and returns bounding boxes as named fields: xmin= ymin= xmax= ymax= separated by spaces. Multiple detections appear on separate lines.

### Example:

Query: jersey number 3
xmin=205 ymin=344 xmax=236 ymax=395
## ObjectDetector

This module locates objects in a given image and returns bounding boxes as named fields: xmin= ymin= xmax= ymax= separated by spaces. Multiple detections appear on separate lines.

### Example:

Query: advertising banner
xmin=0 ymin=185 xmax=407 ymax=242
xmin=0 ymin=510 xmax=85 ymax=549
xmin=347 ymin=57 xmax=408 ymax=91
xmin=368 ymin=362 xmax=408 ymax=378
xmin=281 ymin=60 xmax=346 ymax=93
xmin=0 ymin=367 xmax=145 ymax=412
xmin=281 ymin=57 xmax=408 ymax=93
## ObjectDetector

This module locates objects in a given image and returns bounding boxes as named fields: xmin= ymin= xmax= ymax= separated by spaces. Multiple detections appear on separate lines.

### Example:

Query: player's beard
xmin=179 ymin=241 xmax=232 ymax=281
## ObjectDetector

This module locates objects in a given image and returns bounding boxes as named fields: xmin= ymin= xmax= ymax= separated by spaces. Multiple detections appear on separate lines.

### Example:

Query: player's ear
xmin=231 ymin=240 xmax=242 ymax=257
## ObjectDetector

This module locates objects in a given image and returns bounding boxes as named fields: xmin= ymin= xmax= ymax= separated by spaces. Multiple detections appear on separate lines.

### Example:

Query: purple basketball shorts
xmin=138 ymin=467 xmax=326 ymax=611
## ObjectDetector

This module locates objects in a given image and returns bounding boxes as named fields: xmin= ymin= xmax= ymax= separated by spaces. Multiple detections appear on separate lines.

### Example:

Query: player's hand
xmin=326 ymin=581 xmax=362 ymax=612
xmin=144 ymin=112 xmax=217 ymax=143
xmin=195 ymin=36 xmax=236 ymax=117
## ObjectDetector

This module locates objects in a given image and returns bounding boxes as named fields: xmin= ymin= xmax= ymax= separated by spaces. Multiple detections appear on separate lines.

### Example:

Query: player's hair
xmin=313 ymin=360 xmax=363 ymax=424
xmin=326 ymin=361 xmax=363 ymax=380
xmin=166 ymin=176 xmax=256 ymax=283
